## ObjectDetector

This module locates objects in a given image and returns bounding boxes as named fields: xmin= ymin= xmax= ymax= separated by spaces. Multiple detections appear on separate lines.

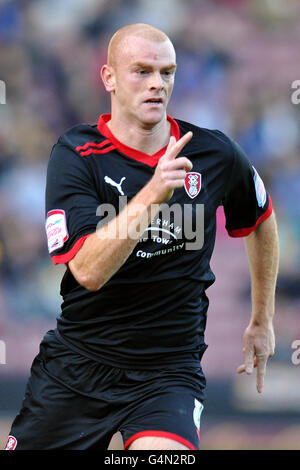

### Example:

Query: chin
xmin=139 ymin=110 xmax=166 ymax=127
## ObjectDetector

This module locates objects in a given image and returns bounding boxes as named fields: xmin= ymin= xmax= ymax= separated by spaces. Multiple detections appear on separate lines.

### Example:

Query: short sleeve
xmin=222 ymin=138 xmax=273 ymax=237
xmin=45 ymin=143 xmax=100 ymax=264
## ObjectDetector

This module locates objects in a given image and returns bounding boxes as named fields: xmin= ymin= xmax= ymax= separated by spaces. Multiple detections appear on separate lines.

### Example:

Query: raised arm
xmin=237 ymin=211 xmax=279 ymax=392
xmin=69 ymin=132 xmax=193 ymax=291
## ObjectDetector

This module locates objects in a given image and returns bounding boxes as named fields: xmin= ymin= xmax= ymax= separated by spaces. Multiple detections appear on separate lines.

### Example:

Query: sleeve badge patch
xmin=4 ymin=435 xmax=17 ymax=450
xmin=253 ymin=167 xmax=267 ymax=208
xmin=45 ymin=209 xmax=69 ymax=253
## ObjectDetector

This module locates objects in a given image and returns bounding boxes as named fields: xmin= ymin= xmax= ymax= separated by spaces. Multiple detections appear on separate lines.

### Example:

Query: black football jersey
xmin=45 ymin=114 xmax=272 ymax=369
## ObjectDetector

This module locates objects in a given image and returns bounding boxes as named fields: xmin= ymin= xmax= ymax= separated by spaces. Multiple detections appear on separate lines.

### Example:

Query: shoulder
xmin=56 ymin=122 xmax=104 ymax=153
xmin=48 ymin=122 xmax=105 ymax=166
xmin=175 ymin=117 xmax=235 ymax=161
xmin=47 ymin=123 xmax=102 ymax=177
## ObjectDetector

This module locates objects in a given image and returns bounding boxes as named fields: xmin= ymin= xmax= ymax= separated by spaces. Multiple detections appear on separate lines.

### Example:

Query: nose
xmin=149 ymin=71 xmax=164 ymax=90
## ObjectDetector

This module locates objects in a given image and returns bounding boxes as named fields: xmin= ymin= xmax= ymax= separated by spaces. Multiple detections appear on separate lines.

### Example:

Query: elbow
xmin=69 ymin=261 xmax=104 ymax=292
xmin=80 ymin=276 xmax=103 ymax=292
xmin=77 ymin=272 xmax=105 ymax=292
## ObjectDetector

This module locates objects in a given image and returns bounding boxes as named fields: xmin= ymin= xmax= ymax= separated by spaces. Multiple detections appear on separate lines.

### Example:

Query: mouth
xmin=143 ymin=97 xmax=164 ymax=105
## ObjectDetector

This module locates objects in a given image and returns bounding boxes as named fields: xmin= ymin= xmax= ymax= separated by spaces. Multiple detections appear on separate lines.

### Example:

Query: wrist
xmin=142 ymin=180 xmax=165 ymax=206
xmin=249 ymin=312 xmax=274 ymax=328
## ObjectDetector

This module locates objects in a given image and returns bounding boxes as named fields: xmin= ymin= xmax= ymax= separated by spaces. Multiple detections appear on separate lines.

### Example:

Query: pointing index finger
xmin=165 ymin=131 xmax=193 ymax=160
xmin=256 ymin=354 xmax=267 ymax=393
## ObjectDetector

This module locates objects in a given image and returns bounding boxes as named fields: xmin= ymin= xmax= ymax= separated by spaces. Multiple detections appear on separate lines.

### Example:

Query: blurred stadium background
xmin=0 ymin=0 xmax=300 ymax=450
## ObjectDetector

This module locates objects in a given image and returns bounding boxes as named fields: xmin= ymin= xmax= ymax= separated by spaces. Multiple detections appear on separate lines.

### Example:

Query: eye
xmin=162 ymin=70 xmax=174 ymax=77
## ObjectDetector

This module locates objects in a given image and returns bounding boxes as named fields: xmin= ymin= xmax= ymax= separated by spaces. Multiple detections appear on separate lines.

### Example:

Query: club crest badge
xmin=184 ymin=172 xmax=202 ymax=199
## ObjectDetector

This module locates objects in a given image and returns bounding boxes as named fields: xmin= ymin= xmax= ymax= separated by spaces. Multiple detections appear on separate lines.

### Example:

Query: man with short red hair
xmin=6 ymin=23 xmax=279 ymax=451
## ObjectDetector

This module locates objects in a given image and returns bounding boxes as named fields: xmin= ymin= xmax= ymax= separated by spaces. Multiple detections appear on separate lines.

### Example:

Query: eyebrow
xmin=130 ymin=61 xmax=177 ymax=70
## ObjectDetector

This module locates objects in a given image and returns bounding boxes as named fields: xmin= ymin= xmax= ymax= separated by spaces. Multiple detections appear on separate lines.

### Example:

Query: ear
xmin=101 ymin=64 xmax=115 ymax=93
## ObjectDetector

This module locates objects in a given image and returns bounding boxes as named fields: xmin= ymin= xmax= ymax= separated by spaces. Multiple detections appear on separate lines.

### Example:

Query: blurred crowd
xmin=0 ymin=0 xmax=299 ymax=377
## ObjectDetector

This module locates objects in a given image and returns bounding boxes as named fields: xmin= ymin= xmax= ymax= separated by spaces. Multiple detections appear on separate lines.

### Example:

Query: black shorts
xmin=5 ymin=330 xmax=207 ymax=450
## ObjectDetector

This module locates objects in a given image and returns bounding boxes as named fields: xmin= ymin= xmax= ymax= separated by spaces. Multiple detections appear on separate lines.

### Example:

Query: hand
xmin=237 ymin=320 xmax=275 ymax=393
xmin=149 ymin=132 xmax=193 ymax=204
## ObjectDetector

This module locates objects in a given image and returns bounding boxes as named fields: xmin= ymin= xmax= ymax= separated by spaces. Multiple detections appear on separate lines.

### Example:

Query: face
xmin=102 ymin=35 xmax=177 ymax=128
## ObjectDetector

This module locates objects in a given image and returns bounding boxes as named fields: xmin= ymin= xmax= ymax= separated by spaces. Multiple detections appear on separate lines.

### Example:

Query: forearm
xmin=243 ymin=211 xmax=279 ymax=325
xmin=69 ymin=183 xmax=159 ymax=291
xmin=69 ymin=132 xmax=193 ymax=291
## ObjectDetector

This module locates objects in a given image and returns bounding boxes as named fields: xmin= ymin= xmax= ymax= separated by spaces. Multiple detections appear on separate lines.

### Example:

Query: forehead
xmin=118 ymin=35 xmax=176 ymax=66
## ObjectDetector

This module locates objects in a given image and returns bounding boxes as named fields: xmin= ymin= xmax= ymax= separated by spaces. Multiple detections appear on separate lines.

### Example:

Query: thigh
xmin=128 ymin=435 xmax=190 ymax=450
xmin=122 ymin=388 xmax=204 ymax=450
xmin=5 ymin=334 xmax=117 ymax=450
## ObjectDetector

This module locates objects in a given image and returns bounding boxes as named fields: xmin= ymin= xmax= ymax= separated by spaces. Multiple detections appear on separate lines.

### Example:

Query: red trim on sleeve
xmin=97 ymin=114 xmax=181 ymax=167
xmin=123 ymin=430 xmax=197 ymax=451
xmin=51 ymin=233 xmax=93 ymax=265
xmin=227 ymin=196 xmax=273 ymax=238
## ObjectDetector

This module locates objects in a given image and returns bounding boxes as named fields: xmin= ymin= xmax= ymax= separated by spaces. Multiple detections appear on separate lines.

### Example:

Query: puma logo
xmin=104 ymin=176 xmax=126 ymax=195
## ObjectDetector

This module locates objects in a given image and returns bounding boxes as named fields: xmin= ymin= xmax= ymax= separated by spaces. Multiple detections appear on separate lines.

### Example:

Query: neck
xmin=106 ymin=110 xmax=171 ymax=155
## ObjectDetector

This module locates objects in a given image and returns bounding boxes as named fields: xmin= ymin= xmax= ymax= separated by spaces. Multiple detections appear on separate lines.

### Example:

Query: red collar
xmin=97 ymin=114 xmax=180 ymax=167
